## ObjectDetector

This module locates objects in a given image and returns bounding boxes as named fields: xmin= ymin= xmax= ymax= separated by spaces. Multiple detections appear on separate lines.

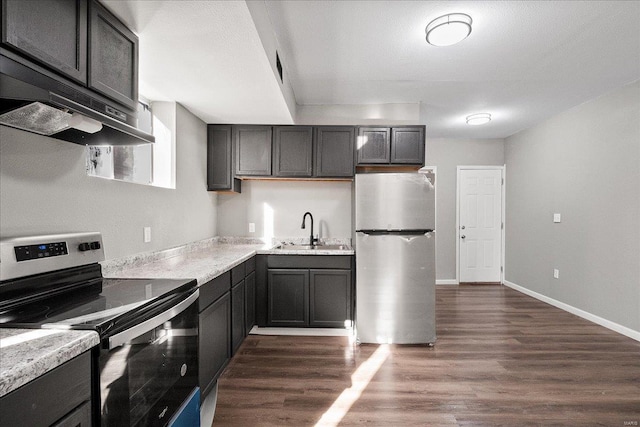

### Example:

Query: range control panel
xmin=14 ymin=241 xmax=69 ymax=262
xmin=0 ymin=232 xmax=105 ymax=282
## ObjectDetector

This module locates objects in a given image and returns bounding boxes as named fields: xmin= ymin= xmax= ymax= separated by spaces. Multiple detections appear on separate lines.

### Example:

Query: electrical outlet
xmin=249 ymin=223 xmax=255 ymax=233
xmin=143 ymin=227 xmax=151 ymax=243
xmin=553 ymin=269 xmax=559 ymax=279
xmin=553 ymin=213 xmax=561 ymax=223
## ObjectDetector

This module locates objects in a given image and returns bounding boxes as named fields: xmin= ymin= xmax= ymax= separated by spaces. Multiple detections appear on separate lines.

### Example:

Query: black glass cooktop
xmin=0 ymin=277 xmax=197 ymax=337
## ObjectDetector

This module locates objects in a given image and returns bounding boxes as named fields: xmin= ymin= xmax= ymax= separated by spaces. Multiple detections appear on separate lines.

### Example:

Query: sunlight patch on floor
xmin=314 ymin=344 xmax=390 ymax=427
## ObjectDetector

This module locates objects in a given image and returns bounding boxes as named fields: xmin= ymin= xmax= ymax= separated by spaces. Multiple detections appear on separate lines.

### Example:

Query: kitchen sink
xmin=275 ymin=244 xmax=351 ymax=251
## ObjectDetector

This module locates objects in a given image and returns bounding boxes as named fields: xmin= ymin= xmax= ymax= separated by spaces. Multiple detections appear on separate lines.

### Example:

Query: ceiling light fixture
xmin=425 ymin=13 xmax=472 ymax=47
xmin=466 ymin=113 xmax=491 ymax=125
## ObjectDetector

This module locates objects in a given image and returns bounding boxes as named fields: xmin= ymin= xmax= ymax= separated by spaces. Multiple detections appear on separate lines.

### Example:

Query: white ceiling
xmin=105 ymin=1 xmax=640 ymax=139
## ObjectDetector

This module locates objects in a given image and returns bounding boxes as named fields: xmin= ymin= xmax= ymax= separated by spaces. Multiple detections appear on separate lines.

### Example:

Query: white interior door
xmin=458 ymin=168 xmax=503 ymax=283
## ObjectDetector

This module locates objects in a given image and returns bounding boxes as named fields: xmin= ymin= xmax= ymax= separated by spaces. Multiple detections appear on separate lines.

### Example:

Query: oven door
xmin=98 ymin=289 xmax=199 ymax=427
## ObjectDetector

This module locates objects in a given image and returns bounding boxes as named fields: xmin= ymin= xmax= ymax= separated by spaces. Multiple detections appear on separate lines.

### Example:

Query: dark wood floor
xmin=214 ymin=285 xmax=640 ymax=426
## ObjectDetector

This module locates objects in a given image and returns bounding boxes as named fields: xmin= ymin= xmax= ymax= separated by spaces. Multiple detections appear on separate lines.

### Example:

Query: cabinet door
xmin=207 ymin=125 xmax=241 ymax=192
xmin=88 ymin=0 xmax=138 ymax=109
xmin=1 ymin=0 xmax=88 ymax=84
xmin=357 ymin=127 xmax=391 ymax=164
xmin=391 ymin=127 xmax=425 ymax=165
xmin=231 ymin=280 xmax=245 ymax=355
xmin=273 ymin=126 xmax=313 ymax=177
xmin=0 ymin=352 xmax=91 ymax=427
xmin=245 ymin=270 xmax=256 ymax=335
xmin=199 ymin=293 xmax=230 ymax=398
xmin=267 ymin=269 xmax=309 ymax=326
xmin=234 ymin=126 xmax=272 ymax=176
xmin=315 ymin=126 xmax=355 ymax=177
xmin=309 ymin=269 xmax=352 ymax=328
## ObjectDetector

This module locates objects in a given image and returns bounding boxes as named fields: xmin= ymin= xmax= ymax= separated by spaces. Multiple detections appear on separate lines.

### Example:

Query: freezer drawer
xmin=355 ymin=173 xmax=435 ymax=231
xmin=355 ymin=232 xmax=436 ymax=344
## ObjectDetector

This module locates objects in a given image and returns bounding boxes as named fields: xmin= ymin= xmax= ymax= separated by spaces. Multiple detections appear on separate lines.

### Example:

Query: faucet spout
xmin=301 ymin=212 xmax=315 ymax=246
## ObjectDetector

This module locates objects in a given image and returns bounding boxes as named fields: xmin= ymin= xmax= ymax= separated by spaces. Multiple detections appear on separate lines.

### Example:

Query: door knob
xmin=461 ymin=235 xmax=466 ymax=239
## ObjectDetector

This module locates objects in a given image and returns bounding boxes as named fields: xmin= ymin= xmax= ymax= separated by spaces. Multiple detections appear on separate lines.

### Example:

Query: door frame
xmin=455 ymin=165 xmax=506 ymax=284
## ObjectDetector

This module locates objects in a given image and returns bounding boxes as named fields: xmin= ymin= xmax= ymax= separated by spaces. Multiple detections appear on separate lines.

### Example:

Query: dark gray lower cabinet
xmin=310 ymin=269 xmax=352 ymax=327
xmin=198 ymin=257 xmax=256 ymax=398
xmin=268 ymin=269 xmax=309 ymax=326
xmin=245 ymin=270 xmax=256 ymax=335
xmin=263 ymin=256 xmax=353 ymax=328
xmin=0 ymin=351 xmax=92 ymax=427
xmin=199 ymin=291 xmax=230 ymax=399
xmin=231 ymin=279 xmax=245 ymax=355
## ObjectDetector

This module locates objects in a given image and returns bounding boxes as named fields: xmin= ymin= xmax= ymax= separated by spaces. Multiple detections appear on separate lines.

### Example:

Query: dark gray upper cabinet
xmin=234 ymin=126 xmax=272 ymax=176
xmin=357 ymin=127 xmax=391 ymax=164
xmin=273 ymin=126 xmax=313 ymax=177
xmin=1 ymin=0 xmax=88 ymax=84
xmin=315 ymin=126 xmax=355 ymax=177
xmin=207 ymin=125 xmax=241 ymax=192
xmin=88 ymin=0 xmax=138 ymax=109
xmin=390 ymin=127 xmax=425 ymax=164
xmin=357 ymin=126 xmax=425 ymax=166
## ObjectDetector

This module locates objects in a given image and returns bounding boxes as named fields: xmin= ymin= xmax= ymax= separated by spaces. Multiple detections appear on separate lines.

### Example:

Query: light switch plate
xmin=553 ymin=269 xmax=559 ymax=279
xmin=553 ymin=213 xmax=561 ymax=223
xmin=249 ymin=223 xmax=255 ymax=233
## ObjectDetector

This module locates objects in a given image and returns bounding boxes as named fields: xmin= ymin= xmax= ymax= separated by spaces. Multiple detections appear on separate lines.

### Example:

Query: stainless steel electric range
xmin=0 ymin=232 xmax=200 ymax=427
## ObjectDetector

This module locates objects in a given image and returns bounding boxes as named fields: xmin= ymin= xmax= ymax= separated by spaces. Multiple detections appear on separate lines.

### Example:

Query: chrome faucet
xmin=301 ymin=212 xmax=317 ymax=246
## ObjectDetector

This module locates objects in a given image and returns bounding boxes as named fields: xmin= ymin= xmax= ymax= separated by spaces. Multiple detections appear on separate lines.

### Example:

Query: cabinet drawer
xmin=232 ymin=263 xmax=246 ymax=285
xmin=199 ymin=271 xmax=231 ymax=311
xmin=245 ymin=256 xmax=256 ymax=274
xmin=267 ymin=255 xmax=352 ymax=269
xmin=0 ymin=352 xmax=91 ymax=427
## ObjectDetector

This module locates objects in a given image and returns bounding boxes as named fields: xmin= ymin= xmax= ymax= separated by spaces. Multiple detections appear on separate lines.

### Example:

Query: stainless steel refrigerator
xmin=355 ymin=171 xmax=436 ymax=344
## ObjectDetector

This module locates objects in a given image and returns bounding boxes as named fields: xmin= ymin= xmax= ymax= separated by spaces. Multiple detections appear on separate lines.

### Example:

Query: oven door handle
xmin=108 ymin=289 xmax=199 ymax=350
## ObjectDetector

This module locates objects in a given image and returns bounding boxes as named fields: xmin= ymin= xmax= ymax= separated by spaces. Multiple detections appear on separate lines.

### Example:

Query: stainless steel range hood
xmin=0 ymin=53 xmax=154 ymax=146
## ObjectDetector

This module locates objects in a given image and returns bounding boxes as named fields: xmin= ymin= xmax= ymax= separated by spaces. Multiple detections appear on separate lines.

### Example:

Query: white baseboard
xmin=436 ymin=279 xmax=459 ymax=285
xmin=249 ymin=326 xmax=353 ymax=337
xmin=503 ymin=280 xmax=640 ymax=342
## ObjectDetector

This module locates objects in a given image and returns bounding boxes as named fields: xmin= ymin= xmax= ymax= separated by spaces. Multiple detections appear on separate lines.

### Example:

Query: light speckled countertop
xmin=0 ymin=236 xmax=353 ymax=398
xmin=0 ymin=328 xmax=99 ymax=397
xmin=102 ymin=237 xmax=353 ymax=284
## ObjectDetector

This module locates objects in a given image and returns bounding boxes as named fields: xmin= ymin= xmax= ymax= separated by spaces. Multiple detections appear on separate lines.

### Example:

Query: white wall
xmin=217 ymin=180 xmax=352 ymax=240
xmin=296 ymin=103 xmax=420 ymax=125
xmin=504 ymin=80 xmax=640 ymax=333
xmin=427 ymin=138 xmax=505 ymax=281
xmin=0 ymin=104 xmax=217 ymax=260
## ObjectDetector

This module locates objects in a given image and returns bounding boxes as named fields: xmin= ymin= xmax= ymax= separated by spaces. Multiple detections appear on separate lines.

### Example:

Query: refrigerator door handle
xmin=358 ymin=230 xmax=434 ymax=236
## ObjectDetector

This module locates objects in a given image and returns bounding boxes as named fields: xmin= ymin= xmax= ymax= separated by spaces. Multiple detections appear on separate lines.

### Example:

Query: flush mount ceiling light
xmin=425 ymin=13 xmax=472 ymax=46
xmin=466 ymin=113 xmax=491 ymax=125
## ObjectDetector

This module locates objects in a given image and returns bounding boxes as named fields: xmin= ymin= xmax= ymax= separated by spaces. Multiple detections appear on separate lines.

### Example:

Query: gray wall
xmin=0 ymin=104 xmax=217 ymax=260
xmin=504 ymin=80 xmax=640 ymax=332
xmin=426 ymin=138 xmax=505 ymax=281
xmin=217 ymin=180 xmax=352 ymax=240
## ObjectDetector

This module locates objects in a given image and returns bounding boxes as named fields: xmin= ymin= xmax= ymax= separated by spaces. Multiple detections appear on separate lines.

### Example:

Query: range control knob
xmin=90 ymin=241 xmax=101 ymax=250
xmin=78 ymin=243 xmax=91 ymax=252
